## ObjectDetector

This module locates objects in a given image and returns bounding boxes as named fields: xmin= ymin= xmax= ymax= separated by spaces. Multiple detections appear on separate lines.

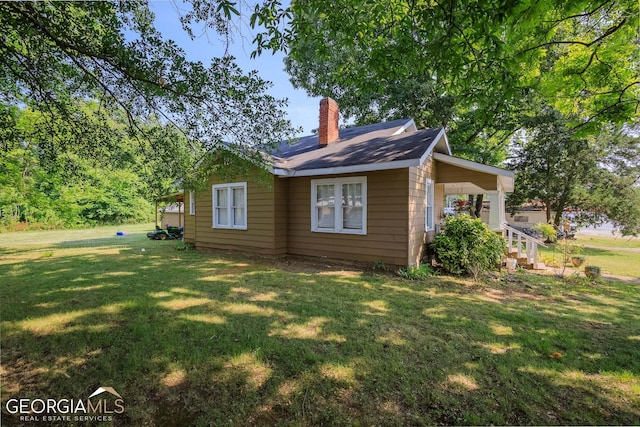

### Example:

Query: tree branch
xmin=519 ymin=17 xmax=627 ymax=55
xmin=543 ymin=1 xmax=612 ymax=27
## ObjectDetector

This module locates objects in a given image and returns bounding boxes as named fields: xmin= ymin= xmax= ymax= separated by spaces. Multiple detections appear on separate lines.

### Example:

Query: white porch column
xmin=498 ymin=187 xmax=506 ymax=227
xmin=486 ymin=190 xmax=504 ymax=231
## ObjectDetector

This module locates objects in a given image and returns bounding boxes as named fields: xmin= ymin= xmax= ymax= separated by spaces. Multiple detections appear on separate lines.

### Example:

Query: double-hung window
xmin=311 ymin=177 xmax=367 ymax=234
xmin=425 ymin=178 xmax=435 ymax=231
xmin=213 ymin=182 xmax=247 ymax=229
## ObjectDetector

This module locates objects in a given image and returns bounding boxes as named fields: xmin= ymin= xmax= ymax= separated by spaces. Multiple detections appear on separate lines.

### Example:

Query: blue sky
xmin=149 ymin=1 xmax=320 ymax=136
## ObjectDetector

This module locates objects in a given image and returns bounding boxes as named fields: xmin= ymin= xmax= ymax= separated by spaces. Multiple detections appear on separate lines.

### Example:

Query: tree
xmin=506 ymin=106 xmax=640 ymax=235
xmin=575 ymin=125 xmax=640 ymax=235
xmin=0 ymin=1 xmax=297 ymax=181
xmin=250 ymin=0 xmax=639 ymax=161
xmin=0 ymin=104 xmax=182 ymax=228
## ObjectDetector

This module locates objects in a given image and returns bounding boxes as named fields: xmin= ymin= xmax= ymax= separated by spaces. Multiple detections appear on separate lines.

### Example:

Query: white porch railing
xmin=501 ymin=223 xmax=546 ymax=266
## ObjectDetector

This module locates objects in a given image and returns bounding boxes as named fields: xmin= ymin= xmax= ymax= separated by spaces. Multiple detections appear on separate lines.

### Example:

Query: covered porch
xmin=433 ymin=154 xmax=544 ymax=268
xmin=155 ymin=192 xmax=185 ymax=229
xmin=434 ymin=153 xmax=514 ymax=232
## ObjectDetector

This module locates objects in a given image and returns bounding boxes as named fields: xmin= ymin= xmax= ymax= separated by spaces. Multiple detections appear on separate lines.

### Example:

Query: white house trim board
xmin=441 ymin=182 xmax=489 ymax=195
xmin=497 ymin=175 xmax=514 ymax=193
xmin=433 ymin=128 xmax=452 ymax=155
xmin=272 ymin=159 xmax=422 ymax=177
xmin=425 ymin=178 xmax=435 ymax=231
xmin=486 ymin=191 xmax=502 ymax=231
xmin=417 ymin=144 xmax=435 ymax=166
xmin=391 ymin=119 xmax=417 ymax=135
xmin=415 ymin=128 xmax=449 ymax=165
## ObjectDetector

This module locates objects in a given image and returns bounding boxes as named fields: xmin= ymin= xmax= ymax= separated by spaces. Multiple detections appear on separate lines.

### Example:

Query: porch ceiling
xmin=434 ymin=153 xmax=514 ymax=193
xmin=442 ymin=182 xmax=489 ymax=195
xmin=156 ymin=192 xmax=184 ymax=203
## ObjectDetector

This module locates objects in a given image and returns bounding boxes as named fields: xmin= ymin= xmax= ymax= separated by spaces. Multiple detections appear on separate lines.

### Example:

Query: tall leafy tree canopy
xmin=0 ymin=0 xmax=297 ymax=175
xmin=251 ymin=0 xmax=638 ymax=162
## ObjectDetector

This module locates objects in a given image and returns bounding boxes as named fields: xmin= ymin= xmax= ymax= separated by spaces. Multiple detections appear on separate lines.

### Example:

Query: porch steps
xmin=505 ymin=251 xmax=541 ymax=270
xmin=502 ymin=224 xmax=547 ymax=270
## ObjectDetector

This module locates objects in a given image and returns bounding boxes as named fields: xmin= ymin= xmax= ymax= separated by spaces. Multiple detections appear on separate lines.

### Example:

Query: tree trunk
xmin=553 ymin=186 xmax=571 ymax=228
xmin=467 ymin=195 xmax=475 ymax=217
xmin=553 ymin=205 xmax=565 ymax=228
xmin=475 ymin=194 xmax=484 ymax=218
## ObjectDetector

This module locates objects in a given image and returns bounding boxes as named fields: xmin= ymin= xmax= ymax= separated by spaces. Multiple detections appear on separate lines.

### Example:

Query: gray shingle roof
xmin=274 ymin=119 xmax=445 ymax=172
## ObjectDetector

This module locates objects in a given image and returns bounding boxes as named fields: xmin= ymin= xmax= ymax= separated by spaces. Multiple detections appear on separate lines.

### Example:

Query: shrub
xmin=397 ymin=263 xmax=436 ymax=280
xmin=584 ymin=265 xmax=601 ymax=280
xmin=175 ymin=241 xmax=193 ymax=251
xmin=570 ymin=255 xmax=586 ymax=267
xmin=372 ymin=261 xmax=389 ymax=272
xmin=533 ymin=222 xmax=557 ymax=243
xmin=431 ymin=215 xmax=506 ymax=280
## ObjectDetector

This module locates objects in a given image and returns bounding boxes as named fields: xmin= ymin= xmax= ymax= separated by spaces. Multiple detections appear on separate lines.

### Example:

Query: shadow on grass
xmin=1 ymin=236 xmax=639 ymax=425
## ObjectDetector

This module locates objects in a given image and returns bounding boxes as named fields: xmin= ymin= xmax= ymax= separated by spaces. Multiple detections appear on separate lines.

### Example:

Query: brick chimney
xmin=318 ymin=97 xmax=339 ymax=147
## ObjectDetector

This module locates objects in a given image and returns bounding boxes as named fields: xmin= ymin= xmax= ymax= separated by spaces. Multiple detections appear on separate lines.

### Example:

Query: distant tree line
xmin=0 ymin=103 xmax=187 ymax=229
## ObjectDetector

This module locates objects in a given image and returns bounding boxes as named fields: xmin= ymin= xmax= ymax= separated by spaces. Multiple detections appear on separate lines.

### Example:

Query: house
xmin=184 ymin=98 xmax=514 ymax=267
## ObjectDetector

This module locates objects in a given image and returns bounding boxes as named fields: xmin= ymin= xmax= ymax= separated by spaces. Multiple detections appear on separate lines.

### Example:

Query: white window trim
xmin=425 ymin=178 xmax=435 ymax=231
xmin=212 ymin=182 xmax=247 ymax=230
xmin=189 ymin=190 xmax=195 ymax=215
xmin=311 ymin=177 xmax=367 ymax=235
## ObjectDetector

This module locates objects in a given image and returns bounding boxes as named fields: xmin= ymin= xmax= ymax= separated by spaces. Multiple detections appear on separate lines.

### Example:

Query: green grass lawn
xmin=1 ymin=225 xmax=639 ymax=425
xmin=539 ymin=233 xmax=640 ymax=279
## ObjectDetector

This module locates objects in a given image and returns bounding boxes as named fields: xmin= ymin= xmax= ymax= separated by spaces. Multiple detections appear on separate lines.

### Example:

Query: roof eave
xmin=272 ymin=158 xmax=422 ymax=177
xmin=435 ymin=128 xmax=452 ymax=155
xmin=391 ymin=118 xmax=418 ymax=135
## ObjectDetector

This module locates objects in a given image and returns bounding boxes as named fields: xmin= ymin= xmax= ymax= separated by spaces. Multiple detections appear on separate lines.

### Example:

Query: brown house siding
xmin=187 ymin=164 xmax=444 ymax=266
xmin=408 ymin=159 xmax=429 ymax=266
xmin=188 ymin=174 xmax=287 ymax=255
xmin=287 ymin=169 xmax=410 ymax=266
xmin=273 ymin=178 xmax=289 ymax=254
xmin=183 ymin=191 xmax=196 ymax=243
xmin=434 ymin=184 xmax=444 ymax=232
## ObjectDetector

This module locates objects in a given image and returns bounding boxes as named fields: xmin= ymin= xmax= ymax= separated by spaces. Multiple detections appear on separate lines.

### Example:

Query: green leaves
xmin=216 ymin=1 xmax=239 ymax=19
xmin=0 ymin=103 xmax=180 ymax=228
xmin=1 ymin=0 xmax=298 ymax=190
xmin=432 ymin=215 xmax=506 ymax=279
xmin=506 ymin=105 xmax=640 ymax=236
xmin=251 ymin=0 xmax=638 ymax=163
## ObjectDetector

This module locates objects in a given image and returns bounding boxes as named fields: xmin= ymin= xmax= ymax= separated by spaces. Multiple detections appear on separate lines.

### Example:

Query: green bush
xmin=397 ymin=263 xmax=436 ymax=280
xmin=432 ymin=215 xmax=506 ymax=279
xmin=584 ymin=265 xmax=601 ymax=280
xmin=533 ymin=222 xmax=557 ymax=243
